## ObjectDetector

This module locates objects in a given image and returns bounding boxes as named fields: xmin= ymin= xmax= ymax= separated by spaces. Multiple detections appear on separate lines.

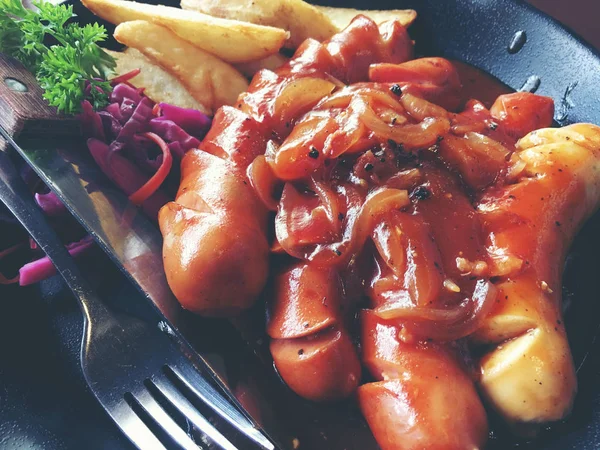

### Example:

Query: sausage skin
xmin=268 ymin=262 xmax=361 ymax=401
xmin=358 ymin=311 xmax=489 ymax=450
xmin=473 ymin=123 xmax=600 ymax=430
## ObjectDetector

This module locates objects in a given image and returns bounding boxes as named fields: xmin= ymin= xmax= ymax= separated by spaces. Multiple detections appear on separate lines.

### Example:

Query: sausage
xmin=160 ymin=105 xmax=271 ymax=315
xmin=358 ymin=310 xmax=489 ymax=450
xmin=490 ymin=92 xmax=555 ymax=139
xmin=159 ymin=16 xmax=414 ymax=315
xmin=359 ymin=164 xmax=490 ymax=449
xmin=472 ymin=123 xmax=600 ymax=431
xmin=267 ymin=262 xmax=361 ymax=401
xmin=159 ymin=146 xmax=269 ymax=315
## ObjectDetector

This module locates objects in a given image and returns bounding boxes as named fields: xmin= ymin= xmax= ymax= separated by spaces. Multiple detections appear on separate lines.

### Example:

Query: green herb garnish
xmin=0 ymin=0 xmax=116 ymax=114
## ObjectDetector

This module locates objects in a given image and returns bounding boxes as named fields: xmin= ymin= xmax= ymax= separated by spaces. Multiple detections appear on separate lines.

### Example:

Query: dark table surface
xmin=1 ymin=2 xmax=599 ymax=450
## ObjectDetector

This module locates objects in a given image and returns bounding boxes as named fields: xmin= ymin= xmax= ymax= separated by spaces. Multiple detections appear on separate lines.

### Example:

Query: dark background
xmin=1 ymin=1 xmax=600 ymax=450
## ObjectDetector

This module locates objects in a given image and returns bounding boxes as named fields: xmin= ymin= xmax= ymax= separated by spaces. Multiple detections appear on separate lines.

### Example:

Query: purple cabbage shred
xmin=157 ymin=103 xmax=212 ymax=136
xmin=19 ymin=236 xmax=94 ymax=286
xmin=77 ymin=82 xmax=212 ymax=218
xmin=35 ymin=191 xmax=67 ymax=217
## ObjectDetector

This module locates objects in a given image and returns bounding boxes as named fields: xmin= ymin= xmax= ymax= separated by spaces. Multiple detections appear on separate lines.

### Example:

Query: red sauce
xmin=452 ymin=60 xmax=513 ymax=107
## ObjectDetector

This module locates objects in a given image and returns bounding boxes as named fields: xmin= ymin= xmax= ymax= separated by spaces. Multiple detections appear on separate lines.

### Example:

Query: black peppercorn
xmin=411 ymin=186 xmax=432 ymax=200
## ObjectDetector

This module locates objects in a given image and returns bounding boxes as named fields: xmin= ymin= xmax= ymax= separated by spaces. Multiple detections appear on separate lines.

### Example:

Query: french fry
xmin=107 ymin=48 xmax=210 ymax=113
xmin=113 ymin=20 xmax=249 ymax=114
xmin=316 ymin=6 xmax=417 ymax=30
xmin=235 ymin=53 xmax=290 ymax=79
xmin=82 ymin=0 xmax=288 ymax=63
xmin=180 ymin=0 xmax=337 ymax=49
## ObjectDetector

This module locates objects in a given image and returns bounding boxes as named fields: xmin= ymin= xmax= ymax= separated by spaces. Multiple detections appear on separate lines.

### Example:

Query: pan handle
xmin=0 ymin=53 xmax=78 ymax=140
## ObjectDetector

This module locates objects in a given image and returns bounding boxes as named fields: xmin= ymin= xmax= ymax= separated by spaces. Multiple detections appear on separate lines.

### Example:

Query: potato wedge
xmin=113 ymin=20 xmax=249 ymax=114
xmin=316 ymin=6 xmax=417 ymax=29
xmin=82 ymin=0 xmax=288 ymax=62
xmin=180 ymin=0 xmax=336 ymax=49
xmin=235 ymin=53 xmax=289 ymax=79
xmin=107 ymin=48 xmax=209 ymax=113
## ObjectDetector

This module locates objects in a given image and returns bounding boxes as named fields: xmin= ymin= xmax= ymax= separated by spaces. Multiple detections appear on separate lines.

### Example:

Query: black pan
xmin=2 ymin=0 xmax=600 ymax=449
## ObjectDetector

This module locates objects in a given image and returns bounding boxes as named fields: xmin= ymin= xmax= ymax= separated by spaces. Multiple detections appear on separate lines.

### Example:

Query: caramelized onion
xmin=352 ymin=95 xmax=450 ymax=149
xmin=401 ymin=92 xmax=449 ymax=121
xmin=324 ymin=108 xmax=367 ymax=158
xmin=374 ymin=280 xmax=497 ymax=341
xmin=369 ymin=214 xmax=444 ymax=308
xmin=315 ymin=89 xmax=354 ymax=110
xmin=309 ymin=178 xmax=342 ymax=235
xmin=317 ymin=86 xmax=405 ymax=113
xmin=372 ymin=221 xmax=406 ymax=278
xmin=316 ymin=87 xmax=412 ymax=157
xmin=270 ymin=85 xmax=451 ymax=169
xmin=385 ymin=168 xmax=424 ymax=190
xmin=275 ymin=183 xmax=341 ymax=250
xmin=247 ymin=155 xmax=279 ymax=211
xmin=450 ymin=115 xmax=488 ymax=136
xmin=276 ymin=186 xmax=410 ymax=266
xmin=273 ymin=77 xmax=337 ymax=126
xmin=268 ymin=115 xmax=338 ymax=180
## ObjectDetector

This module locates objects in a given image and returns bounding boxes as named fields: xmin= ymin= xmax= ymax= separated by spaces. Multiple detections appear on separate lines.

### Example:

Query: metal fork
xmin=0 ymin=141 xmax=275 ymax=450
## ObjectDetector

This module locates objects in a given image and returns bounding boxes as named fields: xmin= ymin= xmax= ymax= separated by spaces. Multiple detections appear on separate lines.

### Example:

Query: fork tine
xmin=152 ymin=374 xmax=239 ymax=450
xmin=112 ymin=401 xmax=168 ymax=450
xmin=168 ymin=364 xmax=276 ymax=450
xmin=133 ymin=388 xmax=210 ymax=450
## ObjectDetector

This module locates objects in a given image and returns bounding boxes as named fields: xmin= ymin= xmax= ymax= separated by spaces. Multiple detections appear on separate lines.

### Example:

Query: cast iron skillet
xmin=3 ymin=0 xmax=600 ymax=449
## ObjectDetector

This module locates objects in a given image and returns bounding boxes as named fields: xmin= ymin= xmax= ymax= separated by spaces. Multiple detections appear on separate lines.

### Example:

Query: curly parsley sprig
xmin=0 ymin=0 xmax=116 ymax=114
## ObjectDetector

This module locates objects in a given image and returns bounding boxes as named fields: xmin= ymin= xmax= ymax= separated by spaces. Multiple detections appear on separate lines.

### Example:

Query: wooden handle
xmin=0 ymin=53 xmax=79 ymax=140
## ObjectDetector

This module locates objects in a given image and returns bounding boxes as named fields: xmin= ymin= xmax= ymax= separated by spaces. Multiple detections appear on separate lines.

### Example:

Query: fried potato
xmin=113 ymin=20 xmax=249 ymax=114
xmin=235 ymin=53 xmax=289 ymax=78
xmin=82 ymin=0 xmax=288 ymax=62
xmin=107 ymin=48 xmax=209 ymax=113
xmin=316 ymin=6 xmax=417 ymax=29
xmin=180 ymin=0 xmax=336 ymax=48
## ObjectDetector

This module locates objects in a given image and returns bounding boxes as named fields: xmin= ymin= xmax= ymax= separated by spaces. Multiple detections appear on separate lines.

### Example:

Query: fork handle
xmin=0 ymin=135 xmax=112 ymax=326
